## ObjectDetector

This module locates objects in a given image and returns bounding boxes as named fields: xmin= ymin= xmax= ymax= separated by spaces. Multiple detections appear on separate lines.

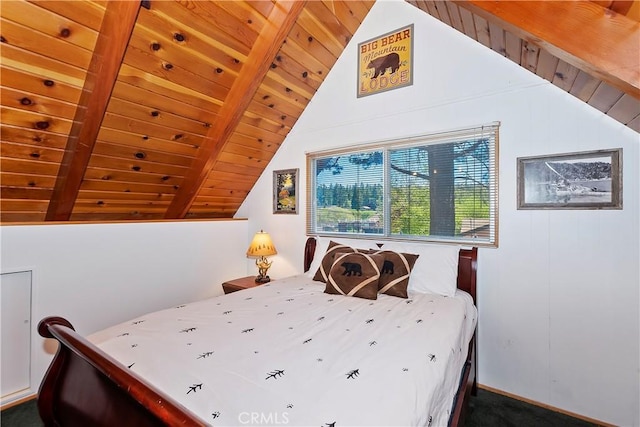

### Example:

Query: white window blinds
xmin=307 ymin=123 xmax=499 ymax=246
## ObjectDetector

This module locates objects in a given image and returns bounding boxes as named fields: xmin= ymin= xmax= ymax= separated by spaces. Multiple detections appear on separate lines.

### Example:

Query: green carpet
xmin=1 ymin=389 xmax=600 ymax=426
xmin=1 ymin=399 xmax=41 ymax=427
xmin=467 ymin=389 xmax=599 ymax=427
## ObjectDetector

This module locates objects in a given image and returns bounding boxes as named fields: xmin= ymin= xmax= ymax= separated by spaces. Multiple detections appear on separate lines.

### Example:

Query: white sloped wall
xmin=236 ymin=1 xmax=640 ymax=425
xmin=0 ymin=219 xmax=248 ymax=401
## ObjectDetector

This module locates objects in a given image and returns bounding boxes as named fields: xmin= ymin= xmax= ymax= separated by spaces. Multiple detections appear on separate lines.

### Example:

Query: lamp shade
xmin=246 ymin=230 xmax=277 ymax=258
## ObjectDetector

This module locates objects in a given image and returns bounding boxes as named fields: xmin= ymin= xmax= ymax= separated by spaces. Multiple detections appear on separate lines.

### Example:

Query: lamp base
xmin=255 ymin=255 xmax=273 ymax=284
xmin=255 ymin=275 xmax=271 ymax=284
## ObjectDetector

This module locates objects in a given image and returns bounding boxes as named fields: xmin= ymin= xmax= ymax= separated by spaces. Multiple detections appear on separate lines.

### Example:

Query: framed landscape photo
xmin=273 ymin=168 xmax=298 ymax=214
xmin=517 ymin=149 xmax=622 ymax=210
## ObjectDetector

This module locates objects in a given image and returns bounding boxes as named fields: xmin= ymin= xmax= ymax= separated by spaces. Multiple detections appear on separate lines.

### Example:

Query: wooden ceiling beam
xmin=45 ymin=1 xmax=141 ymax=221
xmin=165 ymin=0 xmax=307 ymax=219
xmin=453 ymin=0 xmax=640 ymax=99
xmin=609 ymin=1 xmax=635 ymax=16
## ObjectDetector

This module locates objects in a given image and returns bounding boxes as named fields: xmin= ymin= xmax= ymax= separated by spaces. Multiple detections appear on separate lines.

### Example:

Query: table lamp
xmin=246 ymin=230 xmax=277 ymax=283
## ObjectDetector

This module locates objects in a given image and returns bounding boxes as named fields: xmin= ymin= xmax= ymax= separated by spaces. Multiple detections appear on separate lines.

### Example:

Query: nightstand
xmin=222 ymin=276 xmax=263 ymax=294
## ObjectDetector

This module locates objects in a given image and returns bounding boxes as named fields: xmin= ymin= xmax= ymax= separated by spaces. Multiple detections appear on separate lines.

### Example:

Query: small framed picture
xmin=517 ymin=149 xmax=622 ymax=210
xmin=273 ymin=168 xmax=298 ymax=214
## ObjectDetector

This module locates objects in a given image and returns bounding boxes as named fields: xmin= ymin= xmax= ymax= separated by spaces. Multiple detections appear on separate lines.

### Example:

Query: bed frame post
xmin=304 ymin=236 xmax=317 ymax=272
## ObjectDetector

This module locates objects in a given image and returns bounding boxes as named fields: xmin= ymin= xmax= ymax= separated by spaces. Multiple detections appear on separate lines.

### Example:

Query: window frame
xmin=306 ymin=123 xmax=499 ymax=247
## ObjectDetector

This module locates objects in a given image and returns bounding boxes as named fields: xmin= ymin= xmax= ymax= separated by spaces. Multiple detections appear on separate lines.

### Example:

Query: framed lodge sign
xmin=357 ymin=24 xmax=413 ymax=98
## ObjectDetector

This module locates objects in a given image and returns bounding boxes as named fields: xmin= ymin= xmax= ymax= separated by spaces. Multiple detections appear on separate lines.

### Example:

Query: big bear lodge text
xmin=360 ymin=28 xmax=411 ymax=93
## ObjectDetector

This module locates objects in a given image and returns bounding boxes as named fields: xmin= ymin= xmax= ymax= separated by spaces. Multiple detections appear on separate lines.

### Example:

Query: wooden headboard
xmin=303 ymin=237 xmax=478 ymax=304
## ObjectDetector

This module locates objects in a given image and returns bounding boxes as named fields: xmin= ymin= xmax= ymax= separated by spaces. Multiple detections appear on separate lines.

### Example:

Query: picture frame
xmin=273 ymin=168 xmax=298 ymax=214
xmin=357 ymin=24 xmax=414 ymax=98
xmin=517 ymin=148 xmax=622 ymax=210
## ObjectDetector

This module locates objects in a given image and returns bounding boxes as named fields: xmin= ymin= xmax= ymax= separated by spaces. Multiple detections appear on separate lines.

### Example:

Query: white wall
xmin=237 ymin=1 xmax=640 ymax=425
xmin=0 ymin=219 xmax=248 ymax=401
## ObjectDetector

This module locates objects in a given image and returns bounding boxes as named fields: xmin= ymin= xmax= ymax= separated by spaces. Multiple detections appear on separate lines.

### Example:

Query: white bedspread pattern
xmin=89 ymin=275 xmax=476 ymax=427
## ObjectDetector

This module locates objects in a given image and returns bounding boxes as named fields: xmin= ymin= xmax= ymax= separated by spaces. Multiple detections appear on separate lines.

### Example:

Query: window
xmin=307 ymin=123 xmax=499 ymax=246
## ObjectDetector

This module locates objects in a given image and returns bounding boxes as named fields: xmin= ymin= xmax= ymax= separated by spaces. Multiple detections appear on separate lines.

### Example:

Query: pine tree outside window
xmin=307 ymin=123 xmax=499 ymax=247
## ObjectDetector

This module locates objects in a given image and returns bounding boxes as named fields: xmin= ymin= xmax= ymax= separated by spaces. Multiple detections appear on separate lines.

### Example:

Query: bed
xmin=37 ymin=237 xmax=478 ymax=426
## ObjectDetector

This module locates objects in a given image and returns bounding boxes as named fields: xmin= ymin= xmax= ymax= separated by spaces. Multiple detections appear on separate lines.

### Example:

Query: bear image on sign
xmin=367 ymin=52 xmax=400 ymax=78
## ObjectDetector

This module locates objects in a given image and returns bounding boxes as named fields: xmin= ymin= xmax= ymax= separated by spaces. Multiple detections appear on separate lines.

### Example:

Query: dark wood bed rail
xmin=37 ymin=238 xmax=477 ymax=427
xmin=37 ymin=317 xmax=205 ymax=427
xmin=451 ymin=246 xmax=478 ymax=427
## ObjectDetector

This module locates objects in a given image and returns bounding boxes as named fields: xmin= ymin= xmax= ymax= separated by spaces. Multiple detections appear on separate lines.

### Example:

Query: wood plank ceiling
xmin=407 ymin=0 xmax=640 ymax=133
xmin=1 ymin=0 xmax=638 ymax=224
xmin=1 ymin=0 xmax=374 ymax=222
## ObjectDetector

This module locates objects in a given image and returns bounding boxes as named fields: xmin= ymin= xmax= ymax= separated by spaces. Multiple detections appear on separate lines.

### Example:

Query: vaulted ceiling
xmin=1 ymin=0 xmax=375 ymax=222
xmin=408 ymin=0 xmax=640 ymax=131
xmin=1 ymin=0 xmax=638 ymax=223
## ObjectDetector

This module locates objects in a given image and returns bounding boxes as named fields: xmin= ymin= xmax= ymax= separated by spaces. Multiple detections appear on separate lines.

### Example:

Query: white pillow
xmin=305 ymin=236 xmax=380 ymax=278
xmin=379 ymin=241 xmax=460 ymax=297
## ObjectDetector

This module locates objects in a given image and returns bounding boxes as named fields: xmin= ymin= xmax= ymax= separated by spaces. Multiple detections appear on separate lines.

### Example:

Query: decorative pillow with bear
xmin=306 ymin=237 xmax=379 ymax=278
xmin=324 ymin=251 xmax=385 ymax=300
xmin=373 ymin=250 xmax=420 ymax=299
xmin=312 ymin=241 xmax=371 ymax=283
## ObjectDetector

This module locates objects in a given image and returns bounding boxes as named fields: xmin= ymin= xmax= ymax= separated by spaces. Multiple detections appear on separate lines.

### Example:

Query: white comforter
xmin=89 ymin=275 xmax=477 ymax=427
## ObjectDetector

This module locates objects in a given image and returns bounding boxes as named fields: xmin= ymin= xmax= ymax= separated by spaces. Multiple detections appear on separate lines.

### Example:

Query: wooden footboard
xmin=37 ymin=316 xmax=205 ymax=427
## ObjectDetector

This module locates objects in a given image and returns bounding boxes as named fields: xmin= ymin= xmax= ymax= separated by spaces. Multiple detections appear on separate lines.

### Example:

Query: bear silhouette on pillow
xmin=341 ymin=262 xmax=362 ymax=276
